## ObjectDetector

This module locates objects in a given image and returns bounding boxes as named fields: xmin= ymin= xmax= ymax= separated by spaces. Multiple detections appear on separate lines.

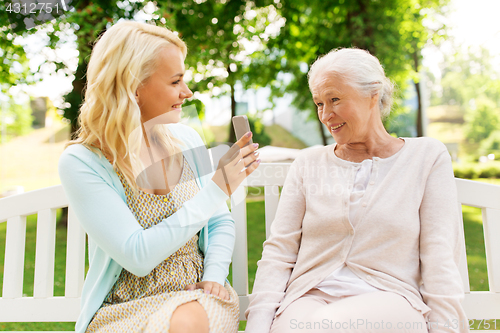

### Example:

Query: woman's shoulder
xmin=59 ymin=143 xmax=109 ymax=170
xmin=60 ymin=143 xmax=98 ymax=162
xmin=402 ymin=137 xmax=448 ymax=154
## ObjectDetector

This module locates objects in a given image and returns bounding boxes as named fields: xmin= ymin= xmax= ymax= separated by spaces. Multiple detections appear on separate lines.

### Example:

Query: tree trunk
xmin=63 ymin=0 xmax=108 ymax=139
xmin=228 ymin=80 xmax=237 ymax=144
xmin=315 ymin=109 xmax=328 ymax=146
xmin=413 ymin=49 xmax=424 ymax=137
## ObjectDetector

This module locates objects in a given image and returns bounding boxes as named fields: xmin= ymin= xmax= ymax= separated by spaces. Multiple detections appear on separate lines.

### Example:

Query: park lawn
xmin=0 ymin=200 xmax=498 ymax=331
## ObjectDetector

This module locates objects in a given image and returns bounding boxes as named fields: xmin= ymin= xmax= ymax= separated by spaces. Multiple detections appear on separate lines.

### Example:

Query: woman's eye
xmin=332 ymin=98 xmax=339 ymax=102
xmin=172 ymin=80 xmax=180 ymax=85
xmin=316 ymin=103 xmax=323 ymax=107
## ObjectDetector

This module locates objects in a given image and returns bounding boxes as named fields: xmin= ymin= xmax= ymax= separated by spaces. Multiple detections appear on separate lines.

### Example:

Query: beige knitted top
xmin=245 ymin=137 xmax=468 ymax=333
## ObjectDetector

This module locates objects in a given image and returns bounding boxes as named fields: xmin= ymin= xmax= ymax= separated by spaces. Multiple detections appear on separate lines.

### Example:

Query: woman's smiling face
xmin=311 ymin=72 xmax=379 ymax=145
xmin=136 ymin=46 xmax=193 ymax=123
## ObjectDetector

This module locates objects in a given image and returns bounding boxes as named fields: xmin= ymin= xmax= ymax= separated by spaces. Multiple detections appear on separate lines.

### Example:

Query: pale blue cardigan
xmin=58 ymin=124 xmax=235 ymax=333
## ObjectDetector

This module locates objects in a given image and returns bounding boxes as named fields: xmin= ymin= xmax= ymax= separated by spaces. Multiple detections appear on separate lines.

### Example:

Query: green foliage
xmin=453 ymin=162 xmax=500 ymax=179
xmin=6 ymin=102 xmax=33 ymax=136
xmin=0 ymin=99 xmax=33 ymax=143
xmin=2 ymin=0 xmax=451 ymax=143
xmin=479 ymin=130 xmax=500 ymax=156
xmin=183 ymin=98 xmax=206 ymax=120
xmin=155 ymin=0 xmax=274 ymax=142
xmin=453 ymin=164 xmax=480 ymax=179
xmin=439 ymin=47 xmax=500 ymax=107
xmin=247 ymin=0 xmax=449 ymax=142
xmin=247 ymin=113 xmax=271 ymax=147
xmin=464 ymin=97 xmax=500 ymax=144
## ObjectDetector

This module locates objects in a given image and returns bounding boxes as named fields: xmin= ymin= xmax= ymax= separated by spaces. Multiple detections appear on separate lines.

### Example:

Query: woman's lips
xmin=330 ymin=122 xmax=346 ymax=132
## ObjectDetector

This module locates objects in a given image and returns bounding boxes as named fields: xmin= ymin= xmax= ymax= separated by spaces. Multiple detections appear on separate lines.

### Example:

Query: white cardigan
xmin=245 ymin=137 xmax=468 ymax=333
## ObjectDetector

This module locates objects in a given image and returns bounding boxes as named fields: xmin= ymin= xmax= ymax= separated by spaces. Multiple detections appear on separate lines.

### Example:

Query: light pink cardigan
xmin=245 ymin=137 xmax=468 ymax=333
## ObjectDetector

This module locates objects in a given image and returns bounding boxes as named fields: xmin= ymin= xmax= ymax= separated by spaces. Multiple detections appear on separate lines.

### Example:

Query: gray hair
xmin=308 ymin=48 xmax=394 ymax=118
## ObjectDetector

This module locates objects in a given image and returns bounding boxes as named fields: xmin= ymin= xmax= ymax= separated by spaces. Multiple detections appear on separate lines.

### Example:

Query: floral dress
xmin=86 ymin=157 xmax=239 ymax=333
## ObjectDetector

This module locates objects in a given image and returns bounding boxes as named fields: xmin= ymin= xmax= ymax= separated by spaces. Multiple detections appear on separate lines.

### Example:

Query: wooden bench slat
xmin=246 ymin=163 xmax=290 ymax=186
xmin=33 ymin=209 xmax=57 ymax=299
xmin=483 ymin=208 xmax=500 ymax=293
xmin=238 ymin=295 xmax=250 ymax=321
xmin=0 ymin=297 xmax=80 ymax=322
xmin=231 ymin=186 xmax=249 ymax=298
xmin=2 ymin=216 xmax=27 ymax=299
xmin=0 ymin=186 xmax=67 ymax=221
xmin=458 ymin=202 xmax=471 ymax=293
xmin=64 ymin=207 xmax=86 ymax=298
xmin=456 ymin=178 xmax=500 ymax=210
xmin=264 ymin=185 xmax=280 ymax=239
xmin=463 ymin=292 xmax=500 ymax=319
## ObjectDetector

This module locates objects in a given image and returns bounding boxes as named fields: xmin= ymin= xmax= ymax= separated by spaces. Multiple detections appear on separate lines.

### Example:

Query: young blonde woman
xmin=58 ymin=21 xmax=260 ymax=333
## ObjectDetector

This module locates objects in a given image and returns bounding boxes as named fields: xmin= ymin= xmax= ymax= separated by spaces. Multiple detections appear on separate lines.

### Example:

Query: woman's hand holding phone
xmin=211 ymin=131 xmax=260 ymax=196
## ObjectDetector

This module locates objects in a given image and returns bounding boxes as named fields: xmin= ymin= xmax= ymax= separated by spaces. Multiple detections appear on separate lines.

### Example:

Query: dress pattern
xmin=85 ymin=157 xmax=239 ymax=332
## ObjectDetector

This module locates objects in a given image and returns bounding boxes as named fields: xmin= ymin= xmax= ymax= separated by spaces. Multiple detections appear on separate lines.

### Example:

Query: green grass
xmin=1 ymin=200 xmax=497 ymax=331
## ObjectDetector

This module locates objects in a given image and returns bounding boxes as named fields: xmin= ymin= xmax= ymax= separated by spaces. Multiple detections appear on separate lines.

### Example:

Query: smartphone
xmin=232 ymin=115 xmax=253 ymax=147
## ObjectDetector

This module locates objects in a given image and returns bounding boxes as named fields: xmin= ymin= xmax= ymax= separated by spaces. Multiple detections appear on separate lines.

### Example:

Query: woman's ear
xmin=370 ymin=92 xmax=379 ymax=110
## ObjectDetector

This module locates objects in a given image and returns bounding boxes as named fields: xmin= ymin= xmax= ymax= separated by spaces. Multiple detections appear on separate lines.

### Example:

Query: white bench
xmin=1 ymin=163 xmax=499 ymax=332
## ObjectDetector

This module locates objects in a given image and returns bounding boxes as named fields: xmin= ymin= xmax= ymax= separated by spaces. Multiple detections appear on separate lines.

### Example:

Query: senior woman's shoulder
xmin=403 ymin=136 xmax=448 ymax=154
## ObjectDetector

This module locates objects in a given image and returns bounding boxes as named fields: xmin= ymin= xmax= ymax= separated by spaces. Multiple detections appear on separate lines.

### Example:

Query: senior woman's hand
xmin=185 ymin=281 xmax=230 ymax=300
xmin=212 ymin=131 xmax=260 ymax=196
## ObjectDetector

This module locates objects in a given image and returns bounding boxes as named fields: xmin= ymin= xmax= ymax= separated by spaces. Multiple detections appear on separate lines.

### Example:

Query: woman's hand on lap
xmin=185 ymin=281 xmax=230 ymax=300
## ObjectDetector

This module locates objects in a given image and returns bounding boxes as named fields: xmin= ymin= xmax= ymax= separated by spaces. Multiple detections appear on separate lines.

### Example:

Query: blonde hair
xmin=308 ymin=48 xmax=394 ymax=118
xmin=68 ymin=21 xmax=186 ymax=191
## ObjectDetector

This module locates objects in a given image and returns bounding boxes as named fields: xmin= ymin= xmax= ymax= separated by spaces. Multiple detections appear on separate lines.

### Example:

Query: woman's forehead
xmin=311 ymin=74 xmax=346 ymax=96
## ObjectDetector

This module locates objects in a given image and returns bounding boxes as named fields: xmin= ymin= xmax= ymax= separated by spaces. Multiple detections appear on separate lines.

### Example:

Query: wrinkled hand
xmin=185 ymin=281 xmax=230 ymax=300
xmin=211 ymin=131 xmax=260 ymax=196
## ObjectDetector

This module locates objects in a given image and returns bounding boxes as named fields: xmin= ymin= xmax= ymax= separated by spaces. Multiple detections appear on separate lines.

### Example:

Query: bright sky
xmin=422 ymin=0 xmax=500 ymax=76
xmin=20 ymin=0 xmax=500 ymax=106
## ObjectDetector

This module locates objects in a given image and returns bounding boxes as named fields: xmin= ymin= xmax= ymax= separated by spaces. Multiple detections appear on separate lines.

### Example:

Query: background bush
xmin=453 ymin=162 xmax=500 ymax=179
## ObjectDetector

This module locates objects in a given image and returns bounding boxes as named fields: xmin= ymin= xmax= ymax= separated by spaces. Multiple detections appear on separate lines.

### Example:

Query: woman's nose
xmin=321 ymin=105 xmax=334 ymax=123
xmin=181 ymin=84 xmax=193 ymax=99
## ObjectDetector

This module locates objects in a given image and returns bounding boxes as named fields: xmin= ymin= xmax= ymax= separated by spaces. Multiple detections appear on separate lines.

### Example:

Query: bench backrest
xmin=1 ymin=163 xmax=499 ymax=331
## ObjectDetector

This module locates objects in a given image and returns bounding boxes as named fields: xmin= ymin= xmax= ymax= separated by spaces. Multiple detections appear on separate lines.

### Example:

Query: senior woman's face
xmin=136 ymin=46 xmax=193 ymax=123
xmin=311 ymin=73 xmax=378 ymax=145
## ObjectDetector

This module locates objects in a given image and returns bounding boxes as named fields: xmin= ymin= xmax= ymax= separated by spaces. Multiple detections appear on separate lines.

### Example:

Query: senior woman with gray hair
xmin=244 ymin=48 xmax=468 ymax=333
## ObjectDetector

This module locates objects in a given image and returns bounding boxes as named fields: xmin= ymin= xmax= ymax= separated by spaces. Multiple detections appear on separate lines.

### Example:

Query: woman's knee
xmin=310 ymin=292 xmax=427 ymax=333
xmin=170 ymin=301 xmax=209 ymax=333
xmin=271 ymin=292 xmax=327 ymax=333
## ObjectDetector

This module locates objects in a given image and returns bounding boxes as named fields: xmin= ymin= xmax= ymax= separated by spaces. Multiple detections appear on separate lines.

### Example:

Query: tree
xmin=464 ymin=97 xmax=500 ymax=144
xmin=155 ymin=0 xmax=273 ymax=143
xmin=247 ymin=0 xmax=449 ymax=143
xmin=439 ymin=47 xmax=500 ymax=108
xmin=1 ymin=1 xmax=149 ymax=138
